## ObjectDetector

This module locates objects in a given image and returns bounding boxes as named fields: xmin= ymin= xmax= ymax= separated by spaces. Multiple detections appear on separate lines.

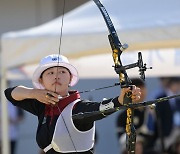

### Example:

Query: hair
xmin=160 ymin=77 xmax=180 ymax=87
xmin=130 ymin=78 xmax=145 ymax=87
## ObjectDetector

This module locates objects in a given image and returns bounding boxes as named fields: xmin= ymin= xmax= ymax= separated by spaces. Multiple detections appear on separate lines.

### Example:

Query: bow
xmin=92 ymin=0 xmax=147 ymax=153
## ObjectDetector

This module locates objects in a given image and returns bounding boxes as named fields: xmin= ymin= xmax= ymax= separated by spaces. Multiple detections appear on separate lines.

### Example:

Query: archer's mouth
xmin=53 ymin=82 xmax=62 ymax=86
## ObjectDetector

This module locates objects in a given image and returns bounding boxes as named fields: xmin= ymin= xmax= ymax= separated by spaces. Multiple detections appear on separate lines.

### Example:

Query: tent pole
xmin=0 ymin=41 xmax=10 ymax=154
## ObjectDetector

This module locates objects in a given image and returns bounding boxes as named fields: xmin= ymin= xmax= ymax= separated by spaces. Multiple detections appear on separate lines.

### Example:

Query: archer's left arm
xmin=72 ymin=97 xmax=122 ymax=122
xmin=72 ymin=86 xmax=141 ymax=121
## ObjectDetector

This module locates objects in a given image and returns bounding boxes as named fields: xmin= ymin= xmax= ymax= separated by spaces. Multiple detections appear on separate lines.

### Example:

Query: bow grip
xmin=123 ymin=85 xmax=133 ymax=105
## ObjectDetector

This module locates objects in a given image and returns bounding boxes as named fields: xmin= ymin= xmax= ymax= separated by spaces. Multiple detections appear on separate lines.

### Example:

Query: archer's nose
xmin=54 ymin=76 xmax=60 ymax=80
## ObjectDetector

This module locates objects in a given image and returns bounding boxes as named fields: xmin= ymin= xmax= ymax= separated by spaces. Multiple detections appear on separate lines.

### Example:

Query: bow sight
xmin=113 ymin=51 xmax=152 ymax=82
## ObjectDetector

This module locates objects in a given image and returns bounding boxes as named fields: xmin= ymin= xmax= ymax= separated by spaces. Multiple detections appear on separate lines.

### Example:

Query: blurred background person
xmin=0 ymin=80 xmax=25 ymax=154
xmin=116 ymin=78 xmax=157 ymax=154
xmin=153 ymin=77 xmax=180 ymax=154
xmin=0 ymin=101 xmax=25 ymax=154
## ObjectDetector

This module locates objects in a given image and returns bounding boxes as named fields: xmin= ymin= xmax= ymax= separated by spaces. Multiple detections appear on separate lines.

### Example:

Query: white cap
xmin=32 ymin=54 xmax=79 ymax=89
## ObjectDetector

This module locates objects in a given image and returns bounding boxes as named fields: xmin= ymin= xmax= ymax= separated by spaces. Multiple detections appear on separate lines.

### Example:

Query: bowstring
xmin=54 ymin=0 xmax=78 ymax=152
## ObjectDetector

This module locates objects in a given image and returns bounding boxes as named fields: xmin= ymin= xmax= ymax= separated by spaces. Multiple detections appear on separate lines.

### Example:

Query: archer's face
xmin=39 ymin=66 xmax=72 ymax=95
xmin=170 ymin=82 xmax=180 ymax=94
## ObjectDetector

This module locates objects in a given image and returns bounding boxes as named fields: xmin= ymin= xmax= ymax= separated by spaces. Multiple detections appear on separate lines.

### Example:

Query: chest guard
xmin=51 ymin=99 xmax=95 ymax=153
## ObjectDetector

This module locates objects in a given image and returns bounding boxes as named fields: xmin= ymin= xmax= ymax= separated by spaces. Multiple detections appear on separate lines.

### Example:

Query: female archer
xmin=4 ymin=54 xmax=141 ymax=154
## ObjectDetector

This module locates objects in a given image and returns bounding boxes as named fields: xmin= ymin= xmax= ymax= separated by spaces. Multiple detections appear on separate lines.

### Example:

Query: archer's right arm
xmin=5 ymin=86 xmax=59 ymax=105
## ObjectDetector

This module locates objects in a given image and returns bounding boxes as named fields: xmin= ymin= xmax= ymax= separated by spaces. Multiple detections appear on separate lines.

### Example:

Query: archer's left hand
xmin=118 ymin=85 xmax=141 ymax=105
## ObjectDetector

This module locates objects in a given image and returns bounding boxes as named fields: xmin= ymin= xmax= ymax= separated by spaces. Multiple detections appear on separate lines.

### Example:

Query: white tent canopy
xmin=1 ymin=0 xmax=180 ymax=69
xmin=9 ymin=48 xmax=180 ymax=79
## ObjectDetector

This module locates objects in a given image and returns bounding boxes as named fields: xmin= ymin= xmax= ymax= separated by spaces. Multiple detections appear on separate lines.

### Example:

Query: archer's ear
xmin=39 ymin=78 xmax=44 ymax=86
xmin=69 ymin=75 xmax=73 ymax=85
